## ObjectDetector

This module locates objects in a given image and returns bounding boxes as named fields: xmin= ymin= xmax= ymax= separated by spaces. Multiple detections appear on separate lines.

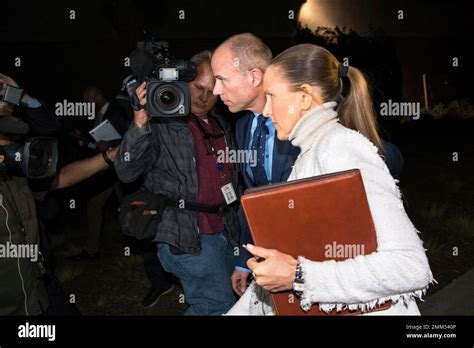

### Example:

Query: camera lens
xmin=28 ymin=140 xmax=53 ymax=177
xmin=146 ymin=81 xmax=189 ymax=117
xmin=160 ymin=90 xmax=176 ymax=106
xmin=154 ymin=85 xmax=180 ymax=111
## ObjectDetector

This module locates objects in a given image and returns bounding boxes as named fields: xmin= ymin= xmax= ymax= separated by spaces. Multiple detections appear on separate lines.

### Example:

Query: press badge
xmin=221 ymin=183 xmax=237 ymax=205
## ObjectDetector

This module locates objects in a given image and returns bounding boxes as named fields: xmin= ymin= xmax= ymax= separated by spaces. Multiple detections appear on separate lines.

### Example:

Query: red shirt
xmin=185 ymin=115 xmax=233 ymax=234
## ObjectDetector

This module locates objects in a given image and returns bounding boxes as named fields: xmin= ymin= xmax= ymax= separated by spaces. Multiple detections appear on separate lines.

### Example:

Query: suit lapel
xmin=272 ymin=136 xmax=291 ymax=183
xmin=239 ymin=111 xmax=296 ymax=186
xmin=240 ymin=111 xmax=255 ymax=187
xmin=242 ymin=112 xmax=253 ymax=151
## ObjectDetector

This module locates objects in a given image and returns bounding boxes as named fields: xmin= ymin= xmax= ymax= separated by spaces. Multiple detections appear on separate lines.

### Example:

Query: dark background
xmin=0 ymin=0 xmax=472 ymax=316
xmin=0 ymin=0 xmax=472 ymax=107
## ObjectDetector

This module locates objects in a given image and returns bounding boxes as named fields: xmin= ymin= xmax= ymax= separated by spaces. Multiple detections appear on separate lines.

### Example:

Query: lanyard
xmin=192 ymin=117 xmax=228 ymax=185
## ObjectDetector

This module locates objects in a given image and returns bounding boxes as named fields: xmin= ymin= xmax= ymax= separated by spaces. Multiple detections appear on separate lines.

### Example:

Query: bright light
xmin=298 ymin=0 xmax=335 ymax=30
xmin=298 ymin=0 xmax=370 ymax=35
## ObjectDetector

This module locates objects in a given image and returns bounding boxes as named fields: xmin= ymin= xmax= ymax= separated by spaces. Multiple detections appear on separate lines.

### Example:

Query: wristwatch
xmin=102 ymin=151 xmax=114 ymax=168
xmin=293 ymin=259 xmax=305 ymax=297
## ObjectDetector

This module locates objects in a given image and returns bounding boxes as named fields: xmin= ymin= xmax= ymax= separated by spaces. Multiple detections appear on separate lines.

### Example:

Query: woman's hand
xmin=134 ymin=81 xmax=149 ymax=128
xmin=245 ymin=244 xmax=297 ymax=293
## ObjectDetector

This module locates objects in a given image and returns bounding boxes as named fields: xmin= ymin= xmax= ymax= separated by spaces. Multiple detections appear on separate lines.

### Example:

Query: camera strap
xmin=119 ymin=190 xmax=239 ymax=241
xmin=131 ymin=91 xmax=146 ymax=111
xmin=163 ymin=197 xmax=237 ymax=216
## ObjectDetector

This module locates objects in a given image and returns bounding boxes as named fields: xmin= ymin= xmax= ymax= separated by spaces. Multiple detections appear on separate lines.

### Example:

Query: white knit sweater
xmin=227 ymin=102 xmax=434 ymax=316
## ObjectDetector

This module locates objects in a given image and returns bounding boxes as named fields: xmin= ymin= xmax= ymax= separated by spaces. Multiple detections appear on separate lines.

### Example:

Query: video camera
xmin=125 ymin=41 xmax=197 ymax=117
xmin=0 ymin=137 xmax=58 ymax=179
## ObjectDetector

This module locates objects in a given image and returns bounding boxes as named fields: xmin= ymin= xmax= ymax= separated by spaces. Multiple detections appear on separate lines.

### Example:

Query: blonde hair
xmin=271 ymin=43 xmax=383 ymax=153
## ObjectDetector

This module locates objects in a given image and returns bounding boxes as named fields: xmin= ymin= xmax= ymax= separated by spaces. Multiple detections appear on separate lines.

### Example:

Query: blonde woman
xmin=227 ymin=44 xmax=433 ymax=315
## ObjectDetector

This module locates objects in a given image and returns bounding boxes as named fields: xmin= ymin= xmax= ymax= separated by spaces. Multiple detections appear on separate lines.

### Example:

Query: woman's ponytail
xmin=337 ymin=66 xmax=383 ymax=154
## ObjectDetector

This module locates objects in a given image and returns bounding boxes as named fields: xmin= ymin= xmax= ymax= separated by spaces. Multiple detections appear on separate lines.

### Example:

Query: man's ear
xmin=249 ymin=68 xmax=264 ymax=87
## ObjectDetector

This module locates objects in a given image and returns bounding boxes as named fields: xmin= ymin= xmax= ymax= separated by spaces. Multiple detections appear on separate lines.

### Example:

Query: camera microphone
xmin=130 ymin=48 xmax=155 ymax=80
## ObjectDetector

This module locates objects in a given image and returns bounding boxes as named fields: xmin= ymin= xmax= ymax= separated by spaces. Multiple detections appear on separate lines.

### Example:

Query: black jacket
xmin=115 ymin=112 xmax=241 ymax=255
xmin=0 ymin=176 xmax=49 ymax=315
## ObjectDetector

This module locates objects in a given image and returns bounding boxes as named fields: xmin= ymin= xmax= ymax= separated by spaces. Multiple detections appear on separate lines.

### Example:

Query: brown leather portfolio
xmin=241 ymin=169 xmax=391 ymax=315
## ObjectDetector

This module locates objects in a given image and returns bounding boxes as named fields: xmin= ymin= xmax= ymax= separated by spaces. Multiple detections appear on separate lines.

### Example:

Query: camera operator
xmin=115 ymin=50 xmax=241 ymax=315
xmin=0 ymin=74 xmax=119 ymax=315
xmin=0 ymin=73 xmax=61 ymax=138
xmin=0 ymin=136 xmax=118 ymax=315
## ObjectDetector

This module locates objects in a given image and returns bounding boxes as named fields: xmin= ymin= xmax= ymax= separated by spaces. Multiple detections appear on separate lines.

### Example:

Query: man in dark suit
xmin=212 ymin=33 xmax=300 ymax=296
xmin=212 ymin=33 xmax=405 ymax=297
xmin=83 ymin=86 xmax=130 ymax=152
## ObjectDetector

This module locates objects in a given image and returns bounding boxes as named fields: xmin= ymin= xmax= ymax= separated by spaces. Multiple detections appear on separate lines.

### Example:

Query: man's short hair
xmin=218 ymin=33 xmax=272 ymax=72
xmin=190 ymin=50 xmax=213 ymax=68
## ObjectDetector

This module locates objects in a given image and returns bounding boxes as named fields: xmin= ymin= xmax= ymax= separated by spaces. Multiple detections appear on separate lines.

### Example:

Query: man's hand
xmin=0 ymin=73 xmax=20 ymax=99
xmin=231 ymin=269 xmax=251 ymax=296
xmin=0 ymin=73 xmax=20 ymax=89
xmin=96 ymin=141 xmax=113 ymax=153
xmin=0 ymin=73 xmax=33 ymax=106
xmin=134 ymin=82 xmax=149 ymax=129
xmin=245 ymin=244 xmax=297 ymax=293
xmin=106 ymin=146 xmax=119 ymax=161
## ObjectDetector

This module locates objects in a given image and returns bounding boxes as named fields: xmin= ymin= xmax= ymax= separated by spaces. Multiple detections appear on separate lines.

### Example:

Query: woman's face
xmin=263 ymin=66 xmax=324 ymax=141
xmin=262 ymin=65 xmax=303 ymax=141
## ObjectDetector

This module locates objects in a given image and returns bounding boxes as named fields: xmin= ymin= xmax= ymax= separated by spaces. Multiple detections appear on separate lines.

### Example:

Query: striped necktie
xmin=250 ymin=114 xmax=269 ymax=186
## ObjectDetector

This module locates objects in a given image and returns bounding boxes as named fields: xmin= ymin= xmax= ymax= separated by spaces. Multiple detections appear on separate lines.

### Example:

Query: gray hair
xmin=218 ymin=33 xmax=272 ymax=72
xmin=190 ymin=50 xmax=213 ymax=68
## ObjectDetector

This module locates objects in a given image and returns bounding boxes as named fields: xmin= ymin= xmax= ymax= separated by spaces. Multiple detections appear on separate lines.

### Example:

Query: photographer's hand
xmin=0 ymin=73 xmax=20 ymax=89
xmin=134 ymin=82 xmax=149 ymax=129
xmin=0 ymin=73 xmax=20 ymax=100
xmin=106 ymin=146 xmax=119 ymax=161
xmin=0 ymin=73 xmax=40 ymax=108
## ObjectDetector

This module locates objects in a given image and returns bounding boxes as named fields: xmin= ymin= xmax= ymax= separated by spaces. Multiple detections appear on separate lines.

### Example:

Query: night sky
xmin=0 ymin=0 xmax=471 ymax=107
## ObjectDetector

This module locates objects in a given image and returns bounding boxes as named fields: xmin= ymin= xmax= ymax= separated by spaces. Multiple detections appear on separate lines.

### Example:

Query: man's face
xmin=211 ymin=46 xmax=257 ymax=113
xmin=188 ymin=63 xmax=218 ymax=118
xmin=82 ymin=87 xmax=107 ymax=110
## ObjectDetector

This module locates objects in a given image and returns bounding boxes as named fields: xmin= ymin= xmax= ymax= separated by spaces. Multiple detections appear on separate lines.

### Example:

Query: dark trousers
xmin=144 ymin=242 xmax=173 ymax=292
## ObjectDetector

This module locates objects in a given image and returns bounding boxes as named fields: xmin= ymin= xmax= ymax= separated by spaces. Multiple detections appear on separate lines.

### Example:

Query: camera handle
xmin=122 ymin=75 xmax=147 ymax=112
xmin=131 ymin=90 xmax=146 ymax=112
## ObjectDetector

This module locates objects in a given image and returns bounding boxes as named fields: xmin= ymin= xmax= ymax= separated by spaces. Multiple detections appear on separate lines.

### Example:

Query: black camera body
xmin=128 ymin=41 xmax=197 ymax=117
xmin=0 ymin=137 xmax=58 ymax=179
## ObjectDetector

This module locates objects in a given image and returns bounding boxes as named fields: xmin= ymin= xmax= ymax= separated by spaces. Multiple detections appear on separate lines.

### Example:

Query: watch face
xmin=293 ymin=282 xmax=305 ymax=292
